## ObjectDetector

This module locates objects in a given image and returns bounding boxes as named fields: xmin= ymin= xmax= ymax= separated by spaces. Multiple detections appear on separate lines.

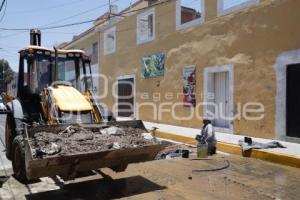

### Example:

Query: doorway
xmin=275 ymin=48 xmax=300 ymax=142
xmin=286 ymin=64 xmax=300 ymax=138
xmin=204 ymin=64 xmax=233 ymax=132
xmin=116 ymin=75 xmax=135 ymax=118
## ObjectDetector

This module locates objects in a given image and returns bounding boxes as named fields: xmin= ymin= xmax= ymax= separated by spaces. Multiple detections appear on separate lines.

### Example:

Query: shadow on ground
xmin=25 ymin=175 xmax=166 ymax=200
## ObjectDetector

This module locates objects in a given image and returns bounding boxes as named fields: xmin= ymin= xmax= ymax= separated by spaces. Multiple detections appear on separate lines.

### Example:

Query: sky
xmin=0 ymin=0 xmax=138 ymax=71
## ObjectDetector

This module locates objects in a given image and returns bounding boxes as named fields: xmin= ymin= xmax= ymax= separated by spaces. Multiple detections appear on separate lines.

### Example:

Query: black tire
xmin=5 ymin=114 xmax=14 ymax=160
xmin=12 ymin=135 xmax=28 ymax=183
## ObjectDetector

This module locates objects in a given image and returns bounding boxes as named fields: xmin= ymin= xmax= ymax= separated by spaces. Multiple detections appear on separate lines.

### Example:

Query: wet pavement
xmin=0 ymin=114 xmax=300 ymax=200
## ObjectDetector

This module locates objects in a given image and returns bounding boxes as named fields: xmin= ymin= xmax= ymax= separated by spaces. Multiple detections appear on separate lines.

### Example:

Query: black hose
xmin=192 ymin=160 xmax=230 ymax=173
xmin=191 ymin=158 xmax=213 ymax=161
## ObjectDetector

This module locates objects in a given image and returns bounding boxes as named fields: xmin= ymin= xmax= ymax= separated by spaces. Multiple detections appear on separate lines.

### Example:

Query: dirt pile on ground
xmin=29 ymin=126 xmax=157 ymax=158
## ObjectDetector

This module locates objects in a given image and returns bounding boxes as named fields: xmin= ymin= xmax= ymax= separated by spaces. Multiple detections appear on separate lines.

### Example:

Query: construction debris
xmin=29 ymin=126 xmax=158 ymax=158
xmin=155 ymin=144 xmax=190 ymax=159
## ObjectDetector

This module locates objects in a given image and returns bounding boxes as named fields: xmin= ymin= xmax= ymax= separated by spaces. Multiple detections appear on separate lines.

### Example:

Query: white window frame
xmin=136 ymin=8 xmax=155 ymax=45
xmin=176 ymin=0 xmax=205 ymax=30
xmin=103 ymin=26 xmax=116 ymax=55
xmin=217 ymin=0 xmax=259 ymax=16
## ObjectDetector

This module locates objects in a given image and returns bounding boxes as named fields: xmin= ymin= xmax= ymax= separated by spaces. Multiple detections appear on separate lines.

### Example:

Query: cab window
xmin=57 ymin=58 xmax=76 ymax=87
xmin=37 ymin=57 xmax=51 ymax=92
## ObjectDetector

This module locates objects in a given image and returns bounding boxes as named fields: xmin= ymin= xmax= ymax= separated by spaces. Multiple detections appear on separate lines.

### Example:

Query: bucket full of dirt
xmin=24 ymin=120 xmax=168 ymax=180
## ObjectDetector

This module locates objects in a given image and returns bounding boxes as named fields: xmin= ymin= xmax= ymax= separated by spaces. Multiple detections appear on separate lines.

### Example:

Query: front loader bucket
xmin=24 ymin=120 xmax=167 ymax=180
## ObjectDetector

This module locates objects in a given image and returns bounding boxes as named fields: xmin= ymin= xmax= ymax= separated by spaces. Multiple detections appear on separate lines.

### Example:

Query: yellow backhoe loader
xmin=3 ymin=30 xmax=165 ymax=183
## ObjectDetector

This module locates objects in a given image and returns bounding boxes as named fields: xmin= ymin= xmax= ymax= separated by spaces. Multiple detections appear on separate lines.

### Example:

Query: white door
xmin=214 ymin=72 xmax=230 ymax=128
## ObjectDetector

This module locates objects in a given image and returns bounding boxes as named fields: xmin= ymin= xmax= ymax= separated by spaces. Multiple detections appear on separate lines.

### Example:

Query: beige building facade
xmin=92 ymin=0 xmax=300 ymax=142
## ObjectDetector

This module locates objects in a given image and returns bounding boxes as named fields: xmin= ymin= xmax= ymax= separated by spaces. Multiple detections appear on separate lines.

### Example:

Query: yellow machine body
xmin=49 ymin=85 xmax=92 ymax=112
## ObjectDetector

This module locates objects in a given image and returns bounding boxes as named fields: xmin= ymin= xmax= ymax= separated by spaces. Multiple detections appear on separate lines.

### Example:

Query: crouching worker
xmin=195 ymin=119 xmax=217 ymax=155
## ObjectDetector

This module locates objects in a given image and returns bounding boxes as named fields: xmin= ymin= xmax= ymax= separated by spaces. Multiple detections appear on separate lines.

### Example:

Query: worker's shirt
xmin=200 ymin=124 xmax=216 ymax=143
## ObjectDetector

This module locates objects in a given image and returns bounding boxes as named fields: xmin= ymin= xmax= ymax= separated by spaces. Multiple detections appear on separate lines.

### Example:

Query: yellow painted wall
xmin=98 ymin=0 xmax=300 ymax=139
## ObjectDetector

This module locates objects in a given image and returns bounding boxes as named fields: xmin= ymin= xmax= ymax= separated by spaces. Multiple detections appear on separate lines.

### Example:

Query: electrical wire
xmin=0 ymin=0 xmax=118 ymax=31
xmin=0 ymin=30 xmax=76 ymax=42
xmin=108 ymin=0 xmax=178 ymax=34
xmin=0 ymin=19 xmax=95 ymax=31
xmin=7 ymin=0 xmax=87 ymax=15
xmin=0 ymin=0 xmax=210 ymax=33
xmin=118 ymin=0 xmax=174 ymax=16
xmin=0 ymin=31 xmax=77 ymax=57
xmin=0 ymin=0 xmax=7 ymax=23
xmin=0 ymin=0 xmax=177 ymax=53
xmin=0 ymin=0 xmax=176 ymax=31
xmin=40 ymin=0 xmax=120 ymax=28
xmin=0 ymin=0 xmax=181 ymax=54
xmin=0 ymin=0 xmax=116 ymax=31
xmin=0 ymin=0 xmax=188 ymax=56
xmin=0 ymin=0 xmax=5 ymax=12
xmin=43 ymin=31 xmax=79 ymax=35
xmin=0 ymin=30 xmax=27 ymax=39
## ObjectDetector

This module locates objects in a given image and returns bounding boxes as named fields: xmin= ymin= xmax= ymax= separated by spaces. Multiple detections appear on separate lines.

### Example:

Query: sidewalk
xmin=0 ymin=140 xmax=12 ymax=177
xmin=143 ymin=121 xmax=300 ymax=168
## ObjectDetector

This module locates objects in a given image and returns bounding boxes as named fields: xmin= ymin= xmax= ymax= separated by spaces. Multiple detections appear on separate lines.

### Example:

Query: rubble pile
xmin=29 ymin=126 xmax=157 ymax=158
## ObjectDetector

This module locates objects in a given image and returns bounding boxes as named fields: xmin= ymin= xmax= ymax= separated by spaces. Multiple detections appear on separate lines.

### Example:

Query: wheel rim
xmin=13 ymin=145 xmax=22 ymax=177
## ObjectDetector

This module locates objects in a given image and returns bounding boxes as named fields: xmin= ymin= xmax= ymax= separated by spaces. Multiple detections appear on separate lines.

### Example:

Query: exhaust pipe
xmin=30 ymin=29 xmax=41 ymax=46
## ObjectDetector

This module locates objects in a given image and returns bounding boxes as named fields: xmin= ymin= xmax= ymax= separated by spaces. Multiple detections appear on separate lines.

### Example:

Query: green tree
xmin=0 ymin=59 xmax=14 ymax=92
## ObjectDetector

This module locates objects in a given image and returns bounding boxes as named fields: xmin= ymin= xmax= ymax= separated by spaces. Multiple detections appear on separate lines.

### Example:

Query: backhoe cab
xmin=17 ymin=46 xmax=97 ymax=123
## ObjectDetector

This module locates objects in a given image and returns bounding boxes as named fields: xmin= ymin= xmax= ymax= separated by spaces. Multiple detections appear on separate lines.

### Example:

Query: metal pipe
xmin=30 ymin=29 xmax=41 ymax=46
xmin=53 ymin=47 xmax=58 ymax=82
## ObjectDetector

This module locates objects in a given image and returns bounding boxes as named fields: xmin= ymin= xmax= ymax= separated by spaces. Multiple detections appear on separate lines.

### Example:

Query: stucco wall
xmin=98 ymin=0 xmax=300 ymax=139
